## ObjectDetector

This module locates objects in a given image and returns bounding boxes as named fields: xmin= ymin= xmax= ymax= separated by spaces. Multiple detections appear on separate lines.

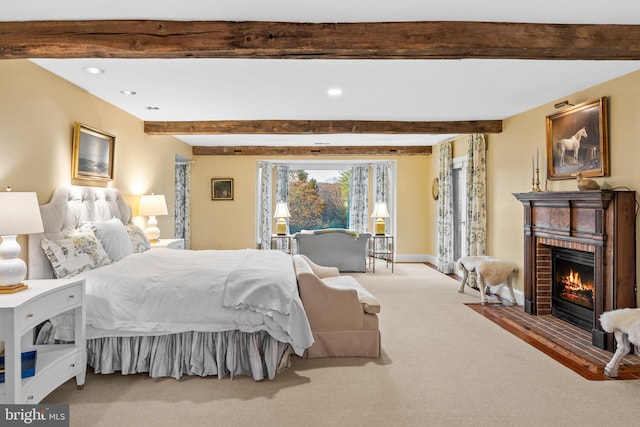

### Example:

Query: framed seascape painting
xmin=545 ymin=97 xmax=609 ymax=180
xmin=72 ymin=122 xmax=115 ymax=181
xmin=212 ymin=178 xmax=234 ymax=200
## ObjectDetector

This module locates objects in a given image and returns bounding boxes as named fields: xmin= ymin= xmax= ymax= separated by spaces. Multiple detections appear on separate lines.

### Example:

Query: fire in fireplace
xmin=552 ymin=248 xmax=595 ymax=332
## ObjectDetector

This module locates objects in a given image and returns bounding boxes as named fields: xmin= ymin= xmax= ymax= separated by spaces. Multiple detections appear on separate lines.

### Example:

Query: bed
xmin=27 ymin=185 xmax=313 ymax=381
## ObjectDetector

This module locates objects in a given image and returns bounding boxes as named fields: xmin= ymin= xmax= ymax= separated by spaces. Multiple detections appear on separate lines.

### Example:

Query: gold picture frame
xmin=72 ymin=122 xmax=115 ymax=181
xmin=211 ymin=178 xmax=234 ymax=200
xmin=545 ymin=97 xmax=608 ymax=180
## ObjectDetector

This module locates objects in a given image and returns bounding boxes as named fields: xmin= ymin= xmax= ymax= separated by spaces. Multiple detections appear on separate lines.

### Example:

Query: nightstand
xmin=369 ymin=235 xmax=394 ymax=273
xmin=150 ymin=238 xmax=185 ymax=250
xmin=0 ymin=278 xmax=86 ymax=404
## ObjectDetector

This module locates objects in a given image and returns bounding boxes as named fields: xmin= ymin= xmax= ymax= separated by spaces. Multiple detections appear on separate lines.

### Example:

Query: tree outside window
xmin=288 ymin=169 xmax=350 ymax=233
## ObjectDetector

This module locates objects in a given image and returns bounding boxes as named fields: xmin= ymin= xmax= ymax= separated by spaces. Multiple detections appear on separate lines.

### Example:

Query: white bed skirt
xmin=85 ymin=330 xmax=292 ymax=381
xmin=86 ymin=330 xmax=292 ymax=381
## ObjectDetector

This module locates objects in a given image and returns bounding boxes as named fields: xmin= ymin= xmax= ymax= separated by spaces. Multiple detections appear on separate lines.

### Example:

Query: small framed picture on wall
xmin=72 ymin=122 xmax=116 ymax=181
xmin=211 ymin=178 xmax=234 ymax=200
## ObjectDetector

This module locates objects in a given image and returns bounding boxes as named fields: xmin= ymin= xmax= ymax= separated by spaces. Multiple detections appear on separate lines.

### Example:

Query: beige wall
xmin=488 ymin=69 xmax=640 ymax=304
xmin=3 ymin=58 xmax=640 ymax=300
xmin=190 ymin=155 xmax=434 ymax=256
xmin=0 ymin=60 xmax=192 ymax=254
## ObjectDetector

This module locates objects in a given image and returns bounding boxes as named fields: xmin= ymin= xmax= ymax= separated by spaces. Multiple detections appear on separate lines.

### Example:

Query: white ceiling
xmin=7 ymin=1 xmax=640 ymax=147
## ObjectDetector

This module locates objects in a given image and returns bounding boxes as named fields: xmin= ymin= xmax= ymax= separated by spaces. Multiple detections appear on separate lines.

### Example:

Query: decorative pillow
xmin=126 ymin=224 xmax=151 ymax=253
xmin=41 ymin=234 xmax=112 ymax=278
xmin=85 ymin=218 xmax=134 ymax=261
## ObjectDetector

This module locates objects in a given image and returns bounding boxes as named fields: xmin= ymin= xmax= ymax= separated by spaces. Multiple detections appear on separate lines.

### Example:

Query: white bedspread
xmin=51 ymin=249 xmax=313 ymax=356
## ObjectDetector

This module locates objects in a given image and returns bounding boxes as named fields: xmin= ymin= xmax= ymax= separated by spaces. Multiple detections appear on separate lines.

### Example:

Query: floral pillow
xmin=41 ymin=234 xmax=112 ymax=279
xmin=125 ymin=224 xmax=151 ymax=253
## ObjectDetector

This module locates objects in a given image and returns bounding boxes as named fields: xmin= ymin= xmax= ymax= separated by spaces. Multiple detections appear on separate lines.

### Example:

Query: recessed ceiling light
xmin=327 ymin=88 xmax=343 ymax=97
xmin=120 ymin=90 xmax=137 ymax=96
xmin=83 ymin=67 xmax=104 ymax=75
xmin=146 ymin=106 xmax=160 ymax=110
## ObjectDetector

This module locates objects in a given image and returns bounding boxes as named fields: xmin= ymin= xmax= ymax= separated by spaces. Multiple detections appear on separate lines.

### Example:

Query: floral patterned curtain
xmin=276 ymin=165 xmax=289 ymax=205
xmin=275 ymin=165 xmax=290 ymax=245
xmin=437 ymin=141 xmax=454 ymax=274
xmin=349 ymin=164 xmax=369 ymax=232
xmin=467 ymin=134 xmax=487 ymax=256
xmin=258 ymin=162 xmax=273 ymax=249
xmin=174 ymin=160 xmax=191 ymax=249
xmin=374 ymin=162 xmax=392 ymax=233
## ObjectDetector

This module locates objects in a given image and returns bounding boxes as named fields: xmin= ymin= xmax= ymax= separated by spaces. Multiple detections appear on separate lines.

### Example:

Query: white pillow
xmin=41 ymin=234 xmax=112 ymax=278
xmin=87 ymin=218 xmax=134 ymax=261
xmin=126 ymin=224 xmax=151 ymax=253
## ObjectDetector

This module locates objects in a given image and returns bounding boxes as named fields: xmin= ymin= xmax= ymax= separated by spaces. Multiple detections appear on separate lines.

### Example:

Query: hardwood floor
xmin=467 ymin=303 xmax=640 ymax=380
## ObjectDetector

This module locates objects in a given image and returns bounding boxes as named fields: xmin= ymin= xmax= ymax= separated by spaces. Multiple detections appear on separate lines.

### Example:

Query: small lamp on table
xmin=138 ymin=194 xmax=168 ymax=242
xmin=273 ymin=202 xmax=291 ymax=236
xmin=371 ymin=201 xmax=390 ymax=236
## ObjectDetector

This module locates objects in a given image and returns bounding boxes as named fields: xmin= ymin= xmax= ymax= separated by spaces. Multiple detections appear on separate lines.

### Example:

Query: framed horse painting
xmin=546 ymin=97 xmax=608 ymax=180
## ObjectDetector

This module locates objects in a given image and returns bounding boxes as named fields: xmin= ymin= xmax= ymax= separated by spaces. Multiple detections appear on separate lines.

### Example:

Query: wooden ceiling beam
xmin=192 ymin=145 xmax=432 ymax=156
xmin=1 ymin=20 xmax=640 ymax=60
xmin=144 ymin=120 xmax=502 ymax=135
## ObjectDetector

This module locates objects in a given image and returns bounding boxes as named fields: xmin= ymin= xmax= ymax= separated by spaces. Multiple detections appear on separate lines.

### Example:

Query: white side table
xmin=0 ymin=279 xmax=86 ymax=404
xmin=150 ymin=238 xmax=185 ymax=250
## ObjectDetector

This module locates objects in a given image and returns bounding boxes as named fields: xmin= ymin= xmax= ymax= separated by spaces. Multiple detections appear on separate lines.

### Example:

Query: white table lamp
xmin=0 ymin=191 xmax=44 ymax=292
xmin=371 ymin=201 xmax=390 ymax=235
xmin=273 ymin=202 xmax=291 ymax=236
xmin=138 ymin=194 xmax=168 ymax=242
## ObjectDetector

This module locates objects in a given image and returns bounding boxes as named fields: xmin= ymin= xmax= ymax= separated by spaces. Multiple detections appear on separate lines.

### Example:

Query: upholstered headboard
xmin=28 ymin=185 xmax=132 ymax=280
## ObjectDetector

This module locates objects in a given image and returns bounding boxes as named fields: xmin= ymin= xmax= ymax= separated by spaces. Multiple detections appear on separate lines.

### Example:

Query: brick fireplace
xmin=514 ymin=190 xmax=636 ymax=351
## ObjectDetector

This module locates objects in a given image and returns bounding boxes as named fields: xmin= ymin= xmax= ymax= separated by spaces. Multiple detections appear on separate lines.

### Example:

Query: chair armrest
xmin=298 ymin=254 xmax=340 ymax=278
xmin=297 ymin=272 xmax=366 ymax=331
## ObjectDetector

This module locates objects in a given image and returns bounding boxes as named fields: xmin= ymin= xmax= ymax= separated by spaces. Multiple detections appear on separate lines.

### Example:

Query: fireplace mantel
xmin=513 ymin=190 xmax=636 ymax=350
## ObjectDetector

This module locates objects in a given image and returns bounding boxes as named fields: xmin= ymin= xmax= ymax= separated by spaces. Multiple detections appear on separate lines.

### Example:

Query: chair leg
xmin=458 ymin=268 xmax=469 ymax=293
xmin=604 ymin=330 xmax=631 ymax=378
xmin=478 ymin=275 xmax=489 ymax=305
xmin=506 ymin=276 xmax=518 ymax=306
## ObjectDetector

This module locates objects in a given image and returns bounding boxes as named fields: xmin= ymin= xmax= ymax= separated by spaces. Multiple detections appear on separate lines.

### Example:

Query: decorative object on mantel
xmin=546 ymin=96 xmax=609 ymax=180
xmin=0 ymin=191 xmax=44 ymax=293
xmin=138 ymin=194 xmax=168 ymax=242
xmin=576 ymin=172 xmax=600 ymax=191
xmin=531 ymin=148 xmax=542 ymax=192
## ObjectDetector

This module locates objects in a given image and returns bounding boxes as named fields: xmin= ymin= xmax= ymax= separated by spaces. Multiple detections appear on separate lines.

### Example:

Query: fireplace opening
xmin=551 ymin=248 xmax=595 ymax=332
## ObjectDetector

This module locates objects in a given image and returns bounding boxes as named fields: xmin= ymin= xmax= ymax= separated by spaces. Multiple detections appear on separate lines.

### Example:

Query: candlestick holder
xmin=533 ymin=167 xmax=542 ymax=192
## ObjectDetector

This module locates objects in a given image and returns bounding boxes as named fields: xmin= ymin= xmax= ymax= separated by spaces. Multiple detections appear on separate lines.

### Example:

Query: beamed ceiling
xmin=3 ymin=2 xmax=640 ymax=155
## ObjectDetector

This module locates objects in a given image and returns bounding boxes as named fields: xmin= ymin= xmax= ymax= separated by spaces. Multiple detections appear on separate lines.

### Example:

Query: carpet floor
xmin=43 ymin=262 xmax=640 ymax=427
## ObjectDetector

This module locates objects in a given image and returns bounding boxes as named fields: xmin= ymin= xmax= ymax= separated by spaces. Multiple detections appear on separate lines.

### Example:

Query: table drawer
xmin=16 ymin=284 xmax=82 ymax=334
xmin=166 ymin=240 xmax=184 ymax=249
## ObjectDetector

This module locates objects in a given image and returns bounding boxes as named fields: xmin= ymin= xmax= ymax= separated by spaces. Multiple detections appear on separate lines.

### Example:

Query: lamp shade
xmin=138 ymin=194 xmax=168 ymax=216
xmin=370 ymin=201 xmax=390 ymax=219
xmin=273 ymin=202 xmax=291 ymax=219
xmin=0 ymin=191 xmax=44 ymax=289
xmin=0 ymin=192 xmax=44 ymax=235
